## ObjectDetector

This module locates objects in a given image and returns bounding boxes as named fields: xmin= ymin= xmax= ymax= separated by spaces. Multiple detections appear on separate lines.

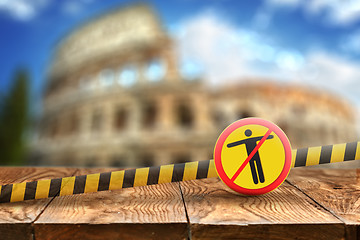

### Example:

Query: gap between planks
xmin=29 ymin=168 xmax=191 ymax=240
xmin=25 ymin=169 xmax=348 ymax=240
xmin=30 ymin=168 xmax=80 ymax=240
xmin=285 ymin=179 xmax=347 ymax=224
xmin=177 ymin=182 xmax=192 ymax=240
xmin=285 ymin=178 xmax=355 ymax=240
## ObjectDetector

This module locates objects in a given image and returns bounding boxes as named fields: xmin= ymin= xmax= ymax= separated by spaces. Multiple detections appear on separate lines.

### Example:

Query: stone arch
xmin=140 ymin=152 xmax=154 ymax=167
xmin=173 ymin=153 xmax=191 ymax=164
xmin=114 ymin=106 xmax=129 ymax=131
xmin=142 ymin=100 xmax=158 ymax=129
xmin=177 ymin=103 xmax=193 ymax=128
xmin=110 ymin=154 xmax=127 ymax=167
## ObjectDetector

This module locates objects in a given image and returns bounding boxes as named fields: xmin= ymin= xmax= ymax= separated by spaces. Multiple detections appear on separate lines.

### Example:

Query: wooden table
xmin=0 ymin=167 xmax=359 ymax=240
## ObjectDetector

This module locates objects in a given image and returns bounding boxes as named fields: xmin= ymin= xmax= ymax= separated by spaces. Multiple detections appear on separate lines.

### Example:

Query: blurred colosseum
xmin=31 ymin=4 xmax=358 ymax=167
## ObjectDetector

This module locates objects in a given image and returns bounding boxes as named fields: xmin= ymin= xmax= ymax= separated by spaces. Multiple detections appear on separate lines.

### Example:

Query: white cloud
xmin=0 ymin=0 xmax=93 ymax=20
xmin=63 ymin=1 xmax=82 ymax=15
xmin=263 ymin=0 xmax=360 ymax=26
xmin=62 ymin=0 xmax=83 ymax=15
xmin=276 ymin=50 xmax=304 ymax=71
xmin=341 ymin=30 xmax=360 ymax=55
xmin=176 ymin=11 xmax=247 ymax=84
xmin=258 ymin=50 xmax=360 ymax=106
xmin=62 ymin=0 xmax=94 ymax=15
xmin=266 ymin=0 xmax=300 ymax=7
xmin=306 ymin=0 xmax=360 ymax=26
xmin=300 ymin=52 xmax=360 ymax=100
xmin=176 ymin=11 xmax=283 ymax=85
xmin=0 ymin=0 xmax=49 ymax=21
xmin=175 ymin=11 xmax=360 ymax=106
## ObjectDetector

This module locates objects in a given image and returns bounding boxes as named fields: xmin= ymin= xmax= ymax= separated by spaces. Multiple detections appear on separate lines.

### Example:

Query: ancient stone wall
xmin=31 ymin=4 xmax=358 ymax=167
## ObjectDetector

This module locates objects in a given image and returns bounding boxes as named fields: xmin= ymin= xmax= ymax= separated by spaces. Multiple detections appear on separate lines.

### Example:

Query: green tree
xmin=0 ymin=69 xmax=29 ymax=165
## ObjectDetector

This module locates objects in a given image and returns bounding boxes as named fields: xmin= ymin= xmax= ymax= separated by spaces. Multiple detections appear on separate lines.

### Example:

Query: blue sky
xmin=1 ymin=0 xmax=360 ymax=113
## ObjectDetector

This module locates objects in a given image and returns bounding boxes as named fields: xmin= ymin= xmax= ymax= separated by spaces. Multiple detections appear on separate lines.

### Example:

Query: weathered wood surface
xmin=180 ymin=177 xmax=344 ymax=240
xmin=287 ymin=169 xmax=360 ymax=224
xmin=33 ymin=168 xmax=188 ymax=240
xmin=0 ymin=167 xmax=360 ymax=239
xmin=0 ymin=167 xmax=77 ymax=240
xmin=287 ymin=168 xmax=360 ymax=240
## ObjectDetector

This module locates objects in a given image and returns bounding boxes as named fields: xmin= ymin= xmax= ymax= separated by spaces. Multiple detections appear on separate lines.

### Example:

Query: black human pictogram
xmin=227 ymin=129 xmax=274 ymax=184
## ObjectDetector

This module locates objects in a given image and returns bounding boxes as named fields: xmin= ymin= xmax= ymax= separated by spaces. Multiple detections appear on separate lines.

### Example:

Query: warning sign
xmin=214 ymin=118 xmax=292 ymax=195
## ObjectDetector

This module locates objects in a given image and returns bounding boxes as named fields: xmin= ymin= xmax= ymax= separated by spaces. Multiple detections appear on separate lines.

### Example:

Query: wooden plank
xmin=33 ymin=168 xmax=188 ymax=240
xmin=287 ymin=169 xmax=360 ymax=239
xmin=74 ymin=167 xmax=123 ymax=175
xmin=0 ymin=167 xmax=77 ymax=240
xmin=180 ymin=178 xmax=345 ymax=240
xmin=0 ymin=167 xmax=77 ymax=185
xmin=287 ymin=169 xmax=360 ymax=224
xmin=34 ymin=224 xmax=187 ymax=240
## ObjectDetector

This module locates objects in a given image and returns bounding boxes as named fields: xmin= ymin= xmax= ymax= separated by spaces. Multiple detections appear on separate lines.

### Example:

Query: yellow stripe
xmin=109 ymin=170 xmax=124 ymax=190
xmin=10 ymin=182 xmax=27 ymax=202
xmin=330 ymin=143 xmax=346 ymax=163
xmin=207 ymin=160 xmax=218 ymax=178
xmin=59 ymin=176 xmax=76 ymax=196
xmin=306 ymin=146 xmax=321 ymax=166
xmin=355 ymin=142 xmax=360 ymax=160
xmin=84 ymin=173 xmax=100 ymax=193
xmin=291 ymin=150 xmax=296 ymax=168
xmin=0 ymin=185 xmax=2 ymax=196
xmin=35 ymin=179 xmax=51 ymax=199
xmin=158 ymin=164 xmax=174 ymax=184
xmin=183 ymin=161 xmax=198 ymax=181
xmin=134 ymin=168 xmax=150 ymax=187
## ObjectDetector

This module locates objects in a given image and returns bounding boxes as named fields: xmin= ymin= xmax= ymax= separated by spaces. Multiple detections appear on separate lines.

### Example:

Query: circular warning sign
xmin=214 ymin=118 xmax=292 ymax=195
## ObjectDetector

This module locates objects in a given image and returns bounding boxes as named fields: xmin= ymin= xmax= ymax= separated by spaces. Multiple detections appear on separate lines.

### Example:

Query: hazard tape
xmin=0 ymin=160 xmax=218 ymax=203
xmin=290 ymin=141 xmax=360 ymax=168
xmin=0 ymin=141 xmax=359 ymax=203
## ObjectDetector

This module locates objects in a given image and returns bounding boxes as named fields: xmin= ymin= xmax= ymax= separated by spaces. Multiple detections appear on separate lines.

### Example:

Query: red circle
xmin=214 ymin=118 xmax=292 ymax=195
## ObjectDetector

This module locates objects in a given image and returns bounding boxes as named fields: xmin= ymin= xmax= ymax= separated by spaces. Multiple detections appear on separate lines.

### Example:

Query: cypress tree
xmin=0 ymin=69 xmax=29 ymax=165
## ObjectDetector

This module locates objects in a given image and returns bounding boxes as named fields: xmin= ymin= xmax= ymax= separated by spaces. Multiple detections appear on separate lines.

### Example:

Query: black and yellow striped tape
xmin=1 ymin=141 xmax=359 ymax=203
xmin=290 ymin=141 xmax=360 ymax=167
xmin=0 ymin=160 xmax=218 ymax=203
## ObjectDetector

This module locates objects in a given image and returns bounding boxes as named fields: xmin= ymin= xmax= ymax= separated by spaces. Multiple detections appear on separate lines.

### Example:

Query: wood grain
xmin=0 ymin=167 xmax=77 ymax=240
xmin=73 ymin=167 xmax=123 ymax=175
xmin=34 ymin=223 xmax=187 ymax=240
xmin=180 ymin=177 xmax=345 ymax=240
xmin=287 ymin=168 xmax=360 ymax=239
xmin=33 ymin=169 xmax=188 ymax=240
xmin=1 ymin=167 xmax=359 ymax=239
xmin=0 ymin=167 xmax=77 ymax=185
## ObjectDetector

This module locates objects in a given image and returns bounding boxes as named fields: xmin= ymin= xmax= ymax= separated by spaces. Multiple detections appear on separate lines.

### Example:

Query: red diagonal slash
xmin=230 ymin=129 xmax=272 ymax=182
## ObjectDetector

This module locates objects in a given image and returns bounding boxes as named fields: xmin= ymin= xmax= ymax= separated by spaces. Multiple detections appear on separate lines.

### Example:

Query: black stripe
xmin=0 ymin=184 xmax=12 ymax=203
xmin=196 ymin=160 xmax=210 ymax=179
xmin=98 ymin=172 xmax=111 ymax=191
xmin=147 ymin=166 xmax=160 ymax=185
xmin=48 ymin=178 xmax=62 ymax=197
xmin=73 ymin=175 xmax=87 ymax=194
xmin=294 ymin=148 xmax=308 ymax=167
xmin=344 ymin=142 xmax=357 ymax=161
xmin=319 ymin=145 xmax=333 ymax=164
xmin=24 ymin=181 xmax=37 ymax=200
xmin=122 ymin=169 xmax=136 ymax=188
xmin=172 ymin=163 xmax=185 ymax=182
